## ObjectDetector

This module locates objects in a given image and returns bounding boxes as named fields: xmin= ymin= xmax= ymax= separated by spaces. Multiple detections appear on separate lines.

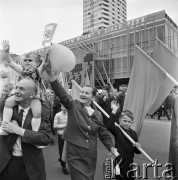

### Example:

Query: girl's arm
xmin=44 ymin=52 xmax=73 ymax=110
xmin=9 ymin=61 xmax=23 ymax=75
xmin=2 ymin=40 xmax=23 ymax=75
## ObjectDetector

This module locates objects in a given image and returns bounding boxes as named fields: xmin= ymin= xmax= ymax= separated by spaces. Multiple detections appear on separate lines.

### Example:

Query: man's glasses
xmin=24 ymin=59 xmax=35 ymax=62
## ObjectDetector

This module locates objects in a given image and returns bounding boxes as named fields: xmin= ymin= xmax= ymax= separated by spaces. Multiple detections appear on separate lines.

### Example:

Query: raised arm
xmin=2 ymin=40 xmax=23 ymax=75
xmin=105 ymin=100 xmax=120 ymax=133
xmin=37 ymin=57 xmax=46 ymax=75
xmin=44 ymin=52 xmax=73 ymax=110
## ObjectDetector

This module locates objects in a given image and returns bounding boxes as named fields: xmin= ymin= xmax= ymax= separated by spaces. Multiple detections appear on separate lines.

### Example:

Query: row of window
xmin=83 ymin=17 xmax=121 ymax=28
xmin=83 ymin=1 xmax=126 ymax=13
xmin=83 ymin=11 xmax=124 ymax=20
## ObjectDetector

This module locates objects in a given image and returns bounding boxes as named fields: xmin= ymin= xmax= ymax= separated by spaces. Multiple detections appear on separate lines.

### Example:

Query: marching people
xmin=0 ymin=40 xmax=46 ymax=135
xmin=106 ymin=100 xmax=141 ymax=180
xmin=0 ymin=78 xmax=52 ymax=180
xmin=44 ymin=88 xmax=55 ymax=142
xmin=53 ymin=93 xmax=61 ymax=122
xmin=96 ymin=85 xmax=125 ymax=126
xmin=157 ymin=99 xmax=170 ymax=120
xmin=54 ymin=105 xmax=69 ymax=175
xmin=44 ymin=51 xmax=118 ymax=180
xmin=97 ymin=85 xmax=115 ymax=125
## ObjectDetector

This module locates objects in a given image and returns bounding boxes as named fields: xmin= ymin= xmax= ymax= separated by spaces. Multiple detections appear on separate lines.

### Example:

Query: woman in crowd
xmin=44 ymin=52 xmax=118 ymax=180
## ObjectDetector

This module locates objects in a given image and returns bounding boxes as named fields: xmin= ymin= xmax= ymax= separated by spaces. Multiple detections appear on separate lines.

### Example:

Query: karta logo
xmin=104 ymin=158 xmax=177 ymax=179
xmin=103 ymin=156 xmax=126 ymax=179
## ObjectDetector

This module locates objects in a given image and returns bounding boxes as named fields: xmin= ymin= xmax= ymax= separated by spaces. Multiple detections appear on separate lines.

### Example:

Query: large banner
xmin=123 ymin=45 xmax=175 ymax=135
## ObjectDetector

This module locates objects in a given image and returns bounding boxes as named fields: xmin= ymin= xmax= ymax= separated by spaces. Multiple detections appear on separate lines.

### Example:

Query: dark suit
xmin=0 ymin=106 xmax=52 ymax=180
xmin=50 ymin=80 xmax=113 ymax=180
xmin=43 ymin=94 xmax=55 ymax=135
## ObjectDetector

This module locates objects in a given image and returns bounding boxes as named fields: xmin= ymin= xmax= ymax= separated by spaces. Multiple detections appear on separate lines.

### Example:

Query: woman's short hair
xmin=84 ymin=85 xmax=97 ymax=97
xmin=121 ymin=110 xmax=134 ymax=121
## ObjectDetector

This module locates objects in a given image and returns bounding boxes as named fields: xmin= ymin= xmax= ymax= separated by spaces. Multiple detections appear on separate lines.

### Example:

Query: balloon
xmin=49 ymin=44 xmax=76 ymax=73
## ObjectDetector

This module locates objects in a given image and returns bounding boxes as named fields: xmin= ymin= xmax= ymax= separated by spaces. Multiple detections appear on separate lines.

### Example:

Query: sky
xmin=0 ymin=0 xmax=178 ymax=55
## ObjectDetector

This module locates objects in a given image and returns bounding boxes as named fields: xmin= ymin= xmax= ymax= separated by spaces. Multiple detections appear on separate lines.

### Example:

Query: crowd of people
xmin=0 ymin=41 xmax=177 ymax=180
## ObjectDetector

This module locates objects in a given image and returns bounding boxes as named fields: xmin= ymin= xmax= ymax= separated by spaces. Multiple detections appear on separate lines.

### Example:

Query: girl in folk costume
xmin=0 ymin=40 xmax=46 ymax=135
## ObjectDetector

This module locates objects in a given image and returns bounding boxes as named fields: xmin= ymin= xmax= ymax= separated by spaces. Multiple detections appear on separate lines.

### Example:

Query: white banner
xmin=42 ymin=23 xmax=57 ymax=46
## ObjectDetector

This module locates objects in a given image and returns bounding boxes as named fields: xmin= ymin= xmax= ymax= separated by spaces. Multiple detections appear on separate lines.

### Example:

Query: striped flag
xmin=123 ymin=45 xmax=175 ymax=135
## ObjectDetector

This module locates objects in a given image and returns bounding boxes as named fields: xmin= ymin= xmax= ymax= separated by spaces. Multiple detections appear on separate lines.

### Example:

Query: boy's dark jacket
xmin=105 ymin=113 xmax=141 ymax=179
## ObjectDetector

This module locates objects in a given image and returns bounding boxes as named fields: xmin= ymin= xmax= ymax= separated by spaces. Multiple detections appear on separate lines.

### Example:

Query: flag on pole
xmin=123 ymin=45 xmax=175 ymax=135
xmin=42 ymin=23 xmax=57 ymax=46
xmin=148 ymin=38 xmax=178 ymax=114
xmin=151 ymin=37 xmax=178 ymax=177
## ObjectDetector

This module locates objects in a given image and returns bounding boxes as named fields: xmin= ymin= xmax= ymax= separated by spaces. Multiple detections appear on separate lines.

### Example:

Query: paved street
xmin=43 ymin=118 xmax=171 ymax=180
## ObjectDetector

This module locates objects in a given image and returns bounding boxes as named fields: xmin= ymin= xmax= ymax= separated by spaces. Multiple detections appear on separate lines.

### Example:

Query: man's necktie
xmin=18 ymin=109 xmax=24 ymax=127
xmin=8 ymin=108 xmax=24 ymax=153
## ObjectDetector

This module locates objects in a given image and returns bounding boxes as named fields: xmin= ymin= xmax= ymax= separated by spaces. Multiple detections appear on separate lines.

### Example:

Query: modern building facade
xmin=60 ymin=10 xmax=178 ymax=88
xmin=16 ymin=10 xmax=178 ymax=89
xmin=83 ymin=0 xmax=127 ymax=34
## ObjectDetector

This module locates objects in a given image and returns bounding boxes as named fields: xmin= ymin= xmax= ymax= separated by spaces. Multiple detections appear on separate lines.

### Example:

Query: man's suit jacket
xmin=0 ymin=106 xmax=52 ymax=180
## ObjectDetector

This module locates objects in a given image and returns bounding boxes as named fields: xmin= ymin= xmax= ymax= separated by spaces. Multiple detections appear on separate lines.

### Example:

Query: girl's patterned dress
xmin=22 ymin=66 xmax=44 ymax=100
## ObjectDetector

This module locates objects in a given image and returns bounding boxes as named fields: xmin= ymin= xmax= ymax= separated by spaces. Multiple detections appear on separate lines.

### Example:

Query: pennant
xmin=123 ymin=45 xmax=175 ymax=135
xmin=84 ymin=68 xmax=91 ymax=86
xmin=42 ymin=23 xmax=57 ymax=46
xmin=71 ymin=80 xmax=82 ymax=100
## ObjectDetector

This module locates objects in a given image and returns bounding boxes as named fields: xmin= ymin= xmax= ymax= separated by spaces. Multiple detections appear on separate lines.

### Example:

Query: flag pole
xmin=115 ymin=123 xmax=155 ymax=163
xmin=135 ymin=45 xmax=178 ymax=86
xmin=93 ymin=100 xmax=155 ymax=164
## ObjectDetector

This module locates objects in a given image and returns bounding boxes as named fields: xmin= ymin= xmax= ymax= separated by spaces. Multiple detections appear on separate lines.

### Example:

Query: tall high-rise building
xmin=83 ymin=0 xmax=127 ymax=34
